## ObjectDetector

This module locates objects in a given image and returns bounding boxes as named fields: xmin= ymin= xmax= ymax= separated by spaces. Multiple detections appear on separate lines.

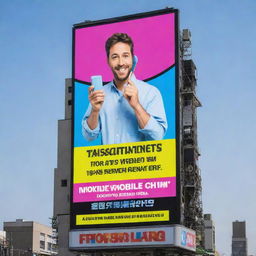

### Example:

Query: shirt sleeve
xmin=81 ymin=104 xmax=101 ymax=141
xmin=138 ymin=87 xmax=168 ymax=140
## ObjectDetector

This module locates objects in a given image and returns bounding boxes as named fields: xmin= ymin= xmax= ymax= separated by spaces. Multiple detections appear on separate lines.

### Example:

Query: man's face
xmin=108 ymin=42 xmax=133 ymax=82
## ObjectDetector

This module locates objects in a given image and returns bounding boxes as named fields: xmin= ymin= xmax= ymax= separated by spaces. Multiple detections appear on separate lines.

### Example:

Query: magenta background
xmin=75 ymin=13 xmax=175 ymax=82
xmin=73 ymin=177 xmax=176 ymax=202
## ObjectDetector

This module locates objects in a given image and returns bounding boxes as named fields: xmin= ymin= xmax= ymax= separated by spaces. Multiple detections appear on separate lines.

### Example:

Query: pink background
xmin=73 ymin=177 xmax=176 ymax=202
xmin=75 ymin=13 xmax=175 ymax=82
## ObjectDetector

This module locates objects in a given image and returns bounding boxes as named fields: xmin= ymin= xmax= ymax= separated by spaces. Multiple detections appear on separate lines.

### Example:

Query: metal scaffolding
xmin=180 ymin=29 xmax=204 ymax=247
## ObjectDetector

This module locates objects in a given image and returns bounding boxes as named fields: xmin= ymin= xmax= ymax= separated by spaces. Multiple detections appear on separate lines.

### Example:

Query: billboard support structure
xmin=68 ymin=8 xmax=198 ymax=252
xmin=180 ymin=29 xmax=204 ymax=247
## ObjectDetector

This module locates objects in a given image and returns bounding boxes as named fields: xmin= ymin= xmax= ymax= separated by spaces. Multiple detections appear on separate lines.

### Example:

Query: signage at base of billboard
xmin=69 ymin=225 xmax=196 ymax=251
xmin=175 ymin=226 xmax=196 ymax=251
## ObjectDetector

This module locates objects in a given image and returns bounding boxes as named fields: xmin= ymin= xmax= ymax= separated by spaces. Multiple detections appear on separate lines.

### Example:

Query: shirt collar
xmin=110 ymin=73 xmax=137 ymax=92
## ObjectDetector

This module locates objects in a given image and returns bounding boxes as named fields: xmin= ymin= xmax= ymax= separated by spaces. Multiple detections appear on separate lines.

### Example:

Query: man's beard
xmin=113 ymin=66 xmax=132 ymax=82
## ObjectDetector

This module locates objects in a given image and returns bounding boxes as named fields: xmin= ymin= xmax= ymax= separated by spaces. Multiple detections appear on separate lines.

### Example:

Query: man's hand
xmin=123 ymin=78 xmax=140 ymax=109
xmin=124 ymin=76 xmax=150 ymax=129
xmin=86 ymin=86 xmax=104 ymax=130
xmin=88 ymin=86 xmax=105 ymax=112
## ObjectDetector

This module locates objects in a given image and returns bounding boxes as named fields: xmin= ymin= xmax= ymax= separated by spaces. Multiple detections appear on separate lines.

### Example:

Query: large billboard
xmin=71 ymin=8 xmax=180 ymax=233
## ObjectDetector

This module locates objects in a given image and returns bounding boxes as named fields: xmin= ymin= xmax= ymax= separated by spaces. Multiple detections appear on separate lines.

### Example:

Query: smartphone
xmin=91 ymin=75 xmax=103 ymax=91
xmin=131 ymin=55 xmax=138 ymax=73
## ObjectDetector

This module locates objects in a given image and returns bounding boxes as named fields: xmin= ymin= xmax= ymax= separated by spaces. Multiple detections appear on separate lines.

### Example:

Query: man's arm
xmin=86 ymin=109 xmax=100 ymax=130
xmin=86 ymin=86 xmax=104 ymax=129
xmin=81 ymin=86 xmax=104 ymax=141
xmin=124 ymin=79 xmax=167 ymax=140
xmin=124 ymin=78 xmax=150 ymax=129
xmin=131 ymin=102 xmax=150 ymax=129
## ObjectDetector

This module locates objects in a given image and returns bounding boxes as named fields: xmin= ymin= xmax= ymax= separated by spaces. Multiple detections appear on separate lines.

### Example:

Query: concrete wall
xmin=57 ymin=215 xmax=75 ymax=256
xmin=53 ymin=79 xmax=76 ymax=256
xmin=33 ymin=222 xmax=53 ymax=254
xmin=232 ymin=221 xmax=247 ymax=256
xmin=4 ymin=220 xmax=33 ymax=256
xmin=4 ymin=220 xmax=55 ymax=256
xmin=53 ymin=119 xmax=72 ymax=216
xmin=233 ymin=221 xmax=246 ymax=238
xmin=204 ymin=215 xmax=215 ymax=252
xmin=53 ymin=78 xmax=72 ymax=217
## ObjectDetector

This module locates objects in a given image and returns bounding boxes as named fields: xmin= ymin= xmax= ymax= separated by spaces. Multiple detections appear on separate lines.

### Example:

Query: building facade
xmin=0 ymin=231 xmax=9 ymax=256
xmin=53 ymin=78 xmax=75 ymax=256
xmin=232 ymin=221 xmax=247 ymax=256
xmin=204 ymin=214 xmax=215 ymax=253
xmin=4 ymin=219 xmax=57 ymax=256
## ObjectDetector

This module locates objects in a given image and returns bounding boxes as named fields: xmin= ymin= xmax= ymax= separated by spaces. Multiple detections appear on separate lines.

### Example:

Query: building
xmin=4 ymin=219 xmax=57 ymax=256
xmin=204 ymin=214 xmax=215 ymax=253
xmin=232 ymin=221 xmax=248 ymax=256
xmin=53 ymin=78 xmax=74 ymax=256
xmin=0 ymin=231 xmax=9 ymax=256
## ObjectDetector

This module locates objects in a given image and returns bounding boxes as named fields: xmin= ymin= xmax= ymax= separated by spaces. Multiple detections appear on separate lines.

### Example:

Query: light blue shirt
xmin=82 ymin=75 xmax=167 ymax=145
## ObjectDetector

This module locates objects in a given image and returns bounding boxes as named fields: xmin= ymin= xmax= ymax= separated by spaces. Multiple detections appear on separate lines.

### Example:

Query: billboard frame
xmin=70 ymin=7 xmax=181 ymax=231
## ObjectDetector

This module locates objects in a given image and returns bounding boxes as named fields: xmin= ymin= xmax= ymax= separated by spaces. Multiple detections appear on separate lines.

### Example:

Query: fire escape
xmin=180 ymin=29 xmax=204 ymax=247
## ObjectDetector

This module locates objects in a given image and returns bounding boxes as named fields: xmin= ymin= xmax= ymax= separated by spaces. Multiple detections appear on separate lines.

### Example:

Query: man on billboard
xmin=82 ymin=33 xmax=167 ymax=145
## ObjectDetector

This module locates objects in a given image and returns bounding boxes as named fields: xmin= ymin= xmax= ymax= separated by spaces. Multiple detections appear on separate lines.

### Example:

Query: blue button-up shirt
xmin=82 ymin=75 xmax=167 ymax=145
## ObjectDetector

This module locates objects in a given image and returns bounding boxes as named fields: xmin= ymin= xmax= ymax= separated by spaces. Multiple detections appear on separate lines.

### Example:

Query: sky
xmin=0 ymin=0 xmax=256 ymax=255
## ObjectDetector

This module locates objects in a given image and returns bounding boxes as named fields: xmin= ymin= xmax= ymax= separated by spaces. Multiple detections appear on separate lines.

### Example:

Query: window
xmin=40 ymin=233 xmax=45 ymax=241
xmin=61 ymin=179 xmax=67 ymax=187
xmin=40 ymin=233 xmax=45 ymax=250
xmin=40 ymin=240 xmax=45 ymax=250
xmin=68 ymin=100 xmax=72 ymax=105
xmin=47 ymin=242 xmax=52 ymax=251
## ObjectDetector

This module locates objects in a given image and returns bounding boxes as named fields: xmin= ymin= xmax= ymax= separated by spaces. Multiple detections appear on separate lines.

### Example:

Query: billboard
xmin=71 ymin=8 xmax=180 ymax=231
xmin=69 ymin=226 xmax=196 ymax=251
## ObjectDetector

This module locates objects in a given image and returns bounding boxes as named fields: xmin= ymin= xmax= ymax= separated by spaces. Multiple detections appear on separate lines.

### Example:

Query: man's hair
xmin=105 ymin=33 xmax=134 ymax=58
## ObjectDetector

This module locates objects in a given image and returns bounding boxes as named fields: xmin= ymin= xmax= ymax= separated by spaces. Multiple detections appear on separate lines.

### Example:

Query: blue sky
xmin=0 ymin=0 xmax=256 ymax=255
